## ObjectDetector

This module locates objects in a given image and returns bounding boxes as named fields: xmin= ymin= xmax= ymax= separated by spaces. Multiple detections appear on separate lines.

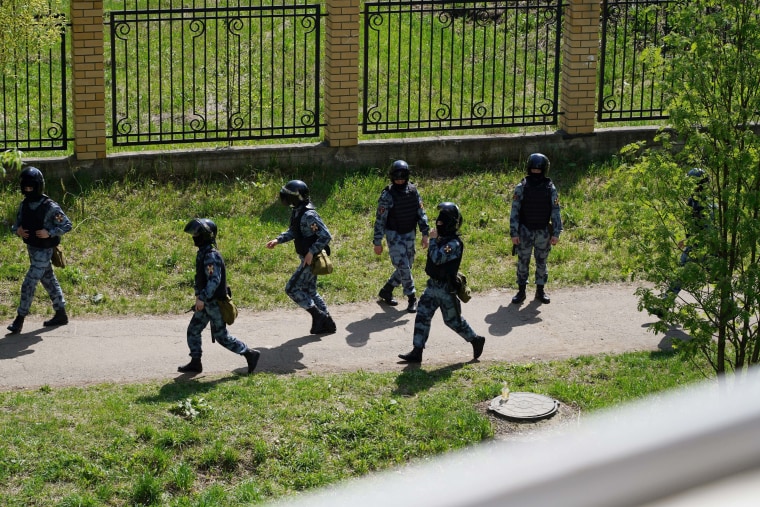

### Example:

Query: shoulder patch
xmin=444 ymin=244 xmax=452 ymax=254
xmin=310 ymin=222 xmax=319 ymax=233
xmin=206 ymin=264 xmax=215 ymax=276
xmin=54 ymin=212 xmax=65 ymax=224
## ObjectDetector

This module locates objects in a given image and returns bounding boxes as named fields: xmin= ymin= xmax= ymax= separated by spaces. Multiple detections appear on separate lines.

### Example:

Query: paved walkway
xmin=0 ymin=283 xmax=683 ymax=390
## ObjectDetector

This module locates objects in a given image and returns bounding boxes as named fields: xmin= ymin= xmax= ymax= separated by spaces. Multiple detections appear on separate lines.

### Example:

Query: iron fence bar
xmin=0 ymin=24 xmax=69 ymax=151
xmin=362 ymin=0 xmax=561 ymax=135
xmin=109 ymin=4 xmax=321 ymax=146
xmin=598 ymin=0 xmax=671 ymax=122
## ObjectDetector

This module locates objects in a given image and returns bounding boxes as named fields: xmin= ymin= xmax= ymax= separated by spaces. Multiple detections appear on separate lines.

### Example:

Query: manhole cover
xmin=488 ymin=392 xmax=559 ymax=421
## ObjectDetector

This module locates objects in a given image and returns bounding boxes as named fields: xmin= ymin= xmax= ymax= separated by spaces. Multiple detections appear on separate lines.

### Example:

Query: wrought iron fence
xmin=598 ymin=0 xmax=673 ymax=122
xmin=362 ymin=0 xmax=563 ymax=134
xmin=0 ymin=27 xmax=69 ymax=152
xmin=108 ymin=3 xmax=323 ymax=146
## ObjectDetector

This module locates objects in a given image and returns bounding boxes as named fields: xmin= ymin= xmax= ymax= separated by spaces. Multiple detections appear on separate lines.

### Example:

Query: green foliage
xmin=170 ymin=397 xmax=212 ymax=420
xmin=612 ymin=0 xmax=760 ymax=376
xmin=0 ymin=149 xmax=23 ymax=178
xmin=0 ymin=0 xmax=66 ymax=74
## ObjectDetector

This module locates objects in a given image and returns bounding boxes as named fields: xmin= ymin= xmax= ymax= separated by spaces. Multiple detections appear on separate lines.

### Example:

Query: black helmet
xmin=526 ymin=153 xmax=550 ymax=176
xmin=687 ymin=167 xmax=709 ymax=184
xmin=184 ymin=218 xmax=217 ymax=247
xmin=435 ymin=202 xmax=462 ymax=237
xmin=280 ymin=180 xmax=310 ymax=207
xmin=389 ymin=160 xmax=410 ymax=183
xmin=20 ymin=166 xmax=45 ymax=198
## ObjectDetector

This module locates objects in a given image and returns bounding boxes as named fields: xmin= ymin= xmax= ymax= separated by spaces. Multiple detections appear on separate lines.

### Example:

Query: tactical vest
xmin=386 ymin=184 xmax=419 ymax=234
xmin=195 ymin=248 xmax=228 ymax=301
xmin=425 ymin=236 xmax=463 ymax=289
xmin=519 ymin=178 xmax=552 ymax=230
xmin=291 ymin=204 xmax=318 ymax=256
xmin=21 ymin=196 xmax=60 ymax=249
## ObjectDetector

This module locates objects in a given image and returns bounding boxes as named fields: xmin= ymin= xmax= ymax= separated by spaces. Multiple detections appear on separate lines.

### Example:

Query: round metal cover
xmin=488 ymin=392 xmax=559 ymax=421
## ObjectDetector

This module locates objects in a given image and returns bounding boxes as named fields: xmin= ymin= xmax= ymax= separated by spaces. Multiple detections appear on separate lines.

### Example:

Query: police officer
xmin=179 ymin=218 xmax=260 ymax=374
xmin=653 ymin=168 xmax=712 ymax=311
xmin=373 ymin=160 xmax=430 ymax=313
xmin=398 ymin=202 xmax=485 ymax=364
xmin=7 ymin=167 xmax=72 ymax=334
xmin=509 ymin=153 xmax=563 ymax=305
xmin=266 ymin=180 xmax=337 ymax=335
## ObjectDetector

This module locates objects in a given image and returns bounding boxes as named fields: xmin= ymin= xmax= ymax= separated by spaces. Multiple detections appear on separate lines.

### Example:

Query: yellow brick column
xmin=70 ymin=1 xmax=106 ymax=160
xmin=559 ymin=0 xmax=601 ymax=135
xmin=324 ymin=0 xmax=359 ymax=147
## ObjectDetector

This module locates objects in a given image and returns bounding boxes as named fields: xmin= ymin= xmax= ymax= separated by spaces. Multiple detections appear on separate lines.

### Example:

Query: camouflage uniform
xmin=11 ymin=195 xmax=72 ymax=317
xmin=373 ymin=183 xmax=429 ymax=297
xmin=276 ymin=204 xmax=332 ymax=313
xmin=412 ymin=236 xmax=479 ymax=349
xmin=509 ymin=177 xmax=562 ymax=286
xmin=186 ymin=245 xmax=251 ymax=359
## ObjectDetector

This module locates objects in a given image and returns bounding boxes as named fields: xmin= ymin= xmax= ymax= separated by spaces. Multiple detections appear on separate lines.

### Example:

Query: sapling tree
xmin=615 ymin=0 xmax=760 ymax=379
xmin=0 ymin=0 xmax=66 ymax=74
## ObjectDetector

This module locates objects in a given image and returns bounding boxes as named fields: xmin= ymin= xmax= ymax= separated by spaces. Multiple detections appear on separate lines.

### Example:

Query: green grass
xmin=0 ymin=158 xmax=631 ymax=319
xmin=0 ymin=352 xmax=708 ymax=506
xmin=0 ymin=158 xmax=714 ymax=504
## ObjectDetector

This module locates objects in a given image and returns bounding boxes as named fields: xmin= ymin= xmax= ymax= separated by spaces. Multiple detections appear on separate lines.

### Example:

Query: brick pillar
xmin=559 ymin=0 xmax=601 ymax=135
xmin=70 ymin=1 xmax=106 ymax=160
xmin=324 ymin=0 xmax=359 ymax=147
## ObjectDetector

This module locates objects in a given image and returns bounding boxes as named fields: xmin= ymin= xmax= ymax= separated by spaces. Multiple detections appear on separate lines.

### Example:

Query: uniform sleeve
xmin=303 ymin=210 xmax=332 ymax=254
xmin=550 ymin=183 xmax=563 ymax=237
xmin=44 ymin=201 xmax=73 ymax=237
xmin=372 ymin=189 xmax=392 ymax=245
xmin=277 ymin=226 xmax=294 ymax=244
xmin=509 ymin=183 xmax=523 ymax=237
xmin=417 ymin=190 xmax=430 ymax=236
xmin=199 ymin=251 xmax=224 ymax=302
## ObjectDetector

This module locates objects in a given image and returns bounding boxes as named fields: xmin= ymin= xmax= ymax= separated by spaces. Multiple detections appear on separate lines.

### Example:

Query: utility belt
xmin=520 ymin=222 xmax=551 ymax=233
xmin=427 ymin=278 xmax=450 ymax=289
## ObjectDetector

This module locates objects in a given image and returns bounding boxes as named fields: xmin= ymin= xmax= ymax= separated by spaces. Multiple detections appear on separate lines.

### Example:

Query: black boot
xmin=243 ymin=349 xmax=260 ymax=374
xmin=43 ymin=308 xmax=68 ymax=327
xmin=7 ymin=315 xmax=24 ymax=334
xmin=321 ymin=313 xmax=337 ymax=334
xmin=511 ymin=284 xmax=526 ymax=305
xmin=406 ymin=295 xmax=418 ymax=313
xmin=471 ymin=336 xmax=486 ymax=360
xmin=535 ymin=285 xmax=551 ymax=304
xmin=398 ymin=346 xmax=423 ymax=363
xmin=178 ymin=357 xmax=202 ymax=373
xmin=378 ymin=284 xmax=398 ymax=306
xmin=307 ymin=306 xmax=336 ymax=335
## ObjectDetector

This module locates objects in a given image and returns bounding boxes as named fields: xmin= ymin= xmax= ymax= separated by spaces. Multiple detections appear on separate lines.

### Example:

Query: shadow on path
xmin=0 ymin=327 xmax=57 ymax=360
xmin=484 ymin=299 xmax=544 ymax=337
xmin=345 ymin=303 xmax=410 ymax=348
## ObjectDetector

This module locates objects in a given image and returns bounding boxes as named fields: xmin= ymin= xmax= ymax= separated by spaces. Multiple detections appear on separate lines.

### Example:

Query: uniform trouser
xmin=515 ymin=224 xmax=552 ymax=286
xmin=384 ymin=230 xmax=417 ymax=296
xmin=17 ymin=245 xmax=66 ymax=317
xmin=412 ymin=280 xmax=478 ymax=349
xmin=285 ymin=262 xmax=328 ymax=313
xmin=186 ymin=301 xmax=249 ymax=359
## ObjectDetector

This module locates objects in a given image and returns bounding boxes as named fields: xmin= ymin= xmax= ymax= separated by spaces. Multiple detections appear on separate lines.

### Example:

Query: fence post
xmin=324 ymin=0 xmax=360 ymax=147
xmin=559 ymin=0 xmax=602 ymax=135
xmin=70 ymin=1 xmax=106 ymax=161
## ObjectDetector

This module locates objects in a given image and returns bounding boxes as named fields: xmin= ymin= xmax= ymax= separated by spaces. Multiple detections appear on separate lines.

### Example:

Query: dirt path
xmin=0 ymin=283 xmax=680 ymax=391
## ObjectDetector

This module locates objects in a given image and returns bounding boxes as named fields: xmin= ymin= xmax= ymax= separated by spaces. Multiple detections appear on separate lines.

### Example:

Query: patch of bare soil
xmin=477 ymin=399 xmax=583 ymax=443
